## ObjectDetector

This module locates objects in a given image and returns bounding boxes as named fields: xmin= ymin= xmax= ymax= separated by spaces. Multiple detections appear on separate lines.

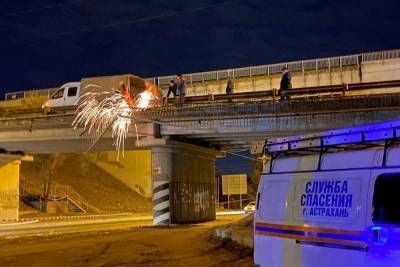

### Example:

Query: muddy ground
xmin=0 ymin=217 xmax=253 ymax=267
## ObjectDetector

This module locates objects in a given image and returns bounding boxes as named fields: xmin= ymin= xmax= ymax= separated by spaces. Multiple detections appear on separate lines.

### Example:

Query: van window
xmin=259 ymin=181 xmax=290 ymax=218
xmin=51 ymin=88 xmax=64 ymax=99
xmin=67 ymin=87 xmax=77 ymax=97
xmin=373 ymin=173 xmax=400 ymax=225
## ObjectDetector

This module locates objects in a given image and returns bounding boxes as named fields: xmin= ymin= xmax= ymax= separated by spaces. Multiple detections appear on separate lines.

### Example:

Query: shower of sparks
xmin=72 ymin=85 xmax=158 ymax=159
xmin=133 ymin=90 xmax=153 ymax=109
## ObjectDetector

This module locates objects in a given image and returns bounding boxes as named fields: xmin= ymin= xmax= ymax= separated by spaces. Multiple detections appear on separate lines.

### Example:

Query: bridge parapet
xmin=156 ymin=49 xmax=400 ymax=96
xmin=141 ymin=92 xmax=400 ymax=123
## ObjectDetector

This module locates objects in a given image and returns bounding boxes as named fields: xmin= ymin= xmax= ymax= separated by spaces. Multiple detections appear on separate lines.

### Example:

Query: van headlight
xmin=42 ymin=101 xmax=49 ymax=109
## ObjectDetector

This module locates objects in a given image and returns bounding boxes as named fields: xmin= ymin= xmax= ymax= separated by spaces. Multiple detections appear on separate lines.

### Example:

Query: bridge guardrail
xmin=142 ymin=93 xmax=400 ymax=124
xmin=180 ymin=79 xmax=400 ymax=103
xmin=5 ymin=87 xmax=58 ymax=101
xmin=153 ymin=49 xmax=399 ymax=87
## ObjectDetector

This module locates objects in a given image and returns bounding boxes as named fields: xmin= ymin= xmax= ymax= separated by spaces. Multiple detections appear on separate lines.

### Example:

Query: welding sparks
xmin=134 ymin=90 xmax=154 ymax=109
xmin=72 ymin=85 xmax=158 ymax=158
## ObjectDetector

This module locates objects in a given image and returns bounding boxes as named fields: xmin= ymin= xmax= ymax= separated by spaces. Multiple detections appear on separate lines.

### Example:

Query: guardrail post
xmin=340 ymin=57 xmax=343 ymax=83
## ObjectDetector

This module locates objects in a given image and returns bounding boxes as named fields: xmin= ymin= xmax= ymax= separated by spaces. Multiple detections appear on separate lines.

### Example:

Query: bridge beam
xmin=151 ymin=141 xmax=216 ymax=225
xmin=162 ymin=109 xmax=400 ymax=136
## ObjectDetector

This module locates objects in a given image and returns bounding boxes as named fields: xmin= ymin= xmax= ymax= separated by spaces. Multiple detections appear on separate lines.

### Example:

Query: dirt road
xmin=0 ymin=216 xmax=253 ymax=267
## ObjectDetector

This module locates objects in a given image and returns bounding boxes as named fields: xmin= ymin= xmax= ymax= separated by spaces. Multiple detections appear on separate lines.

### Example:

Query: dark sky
xmin=1 ymin=0 xmax=399 ymax=95
xmin=216 ymin=151 xmax=253 ymax=176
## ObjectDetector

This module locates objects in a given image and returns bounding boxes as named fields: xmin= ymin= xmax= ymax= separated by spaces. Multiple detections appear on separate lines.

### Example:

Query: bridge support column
xmin=151 ymin=142 xmax=216 ymax=225
xmin=0 ymin=154 xmax=27 ymax=222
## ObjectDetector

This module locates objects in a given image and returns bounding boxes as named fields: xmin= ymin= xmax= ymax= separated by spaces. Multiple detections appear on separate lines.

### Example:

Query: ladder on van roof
xmin=264 ymin=119 xmax=400 ymax=171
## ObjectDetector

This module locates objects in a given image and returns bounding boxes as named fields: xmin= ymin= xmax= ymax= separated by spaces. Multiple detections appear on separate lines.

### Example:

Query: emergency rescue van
xmin=254 ymin=119 xmax=400 ymax=267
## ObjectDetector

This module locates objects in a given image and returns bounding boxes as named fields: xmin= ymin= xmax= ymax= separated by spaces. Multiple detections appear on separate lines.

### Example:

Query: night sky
xmin=1 ymin=0 xmax=399 ymax=95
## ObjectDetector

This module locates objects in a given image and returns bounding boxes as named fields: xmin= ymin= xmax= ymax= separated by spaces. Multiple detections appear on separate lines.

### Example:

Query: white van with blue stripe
xmin=254 ymin=119 xmax=400 ymax=267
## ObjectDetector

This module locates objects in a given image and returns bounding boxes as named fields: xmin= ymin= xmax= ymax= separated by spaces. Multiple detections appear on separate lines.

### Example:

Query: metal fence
xmin=5 ymin=87 xmax=58 ymax=101
xmin=154 ymin=49 xmax=400 ymax=87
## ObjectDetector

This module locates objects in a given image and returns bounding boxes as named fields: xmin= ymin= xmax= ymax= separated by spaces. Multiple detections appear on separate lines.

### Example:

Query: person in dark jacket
xmin=176 ymin=74 xmax=186 ymax=108
xmin=226 ymin=79 xmax=234 ymax=94
xmin=279 ymin=66 xmax=292 ymax=100
xmin=166 ymin=80 xmax=177 ymax=105
xmin=226 ymin=76 xmax=234 ymax=102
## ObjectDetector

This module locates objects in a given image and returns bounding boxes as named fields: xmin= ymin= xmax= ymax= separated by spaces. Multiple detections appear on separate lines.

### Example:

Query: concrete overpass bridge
xmin=1 ymin=48 xmax=400 ymax=225
xmin=2 ymin=81 xmax=400 ymax=225
xmin=2 ymin=79 xmax=400 ymax=152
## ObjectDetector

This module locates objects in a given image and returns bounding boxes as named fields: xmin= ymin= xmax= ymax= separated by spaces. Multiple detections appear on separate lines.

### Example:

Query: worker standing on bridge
xmin=166 ymin=80 xmax=177 ymax=106
xmin=176 ymin=74 xmax=186 ymax=108
xmin=226 ymin=77 xmax=234 ymax=94
xmin=226 ymin=74 xmax=234 ymax=102
xmin=280 ymin=66 xmax=292 ymax=100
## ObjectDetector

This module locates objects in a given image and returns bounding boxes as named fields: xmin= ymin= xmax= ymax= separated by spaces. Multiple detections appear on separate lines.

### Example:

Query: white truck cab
xmin=254 ymin=119 xmax=400 ymax=267
xmin=42 ymin=82 xmax=80 ymax=111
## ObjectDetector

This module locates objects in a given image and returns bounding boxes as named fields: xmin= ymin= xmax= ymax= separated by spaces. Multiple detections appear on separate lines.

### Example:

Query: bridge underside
xmin=147 ymin=93 xmax=400 ymax=151
xmin=163 ymin=109 xmax=400 ymax=150
xmin=0 ymin=120 xmax=158 ymax=154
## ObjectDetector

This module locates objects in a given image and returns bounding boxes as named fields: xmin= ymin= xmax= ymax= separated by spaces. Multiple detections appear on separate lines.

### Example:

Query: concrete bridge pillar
xmin=151 ymin=142 xmax=216 ymax=225
xmin=0 ymin=154 xmax=30 ymax=221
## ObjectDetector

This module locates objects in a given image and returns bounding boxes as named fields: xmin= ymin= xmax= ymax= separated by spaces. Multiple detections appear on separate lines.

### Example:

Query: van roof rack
xmin=264 ymin=119 xmax=400 ymax=171
xmin=265 ymin=119 xmax=400 ymax=154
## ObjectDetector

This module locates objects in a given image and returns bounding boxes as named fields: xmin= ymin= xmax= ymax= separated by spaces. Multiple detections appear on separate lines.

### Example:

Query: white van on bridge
xmin=41 ymin=74 xmax=161 ymax=112
xmin=42 ymin=81 xmax=81 ymax=109
xmin=254 ymin=119 xmax=400 ymax=267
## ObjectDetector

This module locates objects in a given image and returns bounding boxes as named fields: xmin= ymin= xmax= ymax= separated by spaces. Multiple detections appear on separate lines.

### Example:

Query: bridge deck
xmin=1 ymin=80 xmax=400 ymax=153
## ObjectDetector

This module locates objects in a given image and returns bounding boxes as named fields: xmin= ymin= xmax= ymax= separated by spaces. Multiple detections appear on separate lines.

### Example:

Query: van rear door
xmin=255 ymin=169 xmax=370 ymax=267
xmin=366 ymin=170 xmax=400 ymax=267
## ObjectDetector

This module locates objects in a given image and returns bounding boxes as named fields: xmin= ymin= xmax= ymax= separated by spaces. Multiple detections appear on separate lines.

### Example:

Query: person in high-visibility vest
xmin=118 ymin=81 xmax=133 ymax=106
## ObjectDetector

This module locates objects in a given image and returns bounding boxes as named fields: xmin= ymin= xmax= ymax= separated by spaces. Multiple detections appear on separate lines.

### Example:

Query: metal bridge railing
xmin=5 ymin=87 xmax=58 ymax=101
xmin=154 ymin=49 xmax=400 ymax=87
xmin=362 ymin=49 xmax=400 ymax=62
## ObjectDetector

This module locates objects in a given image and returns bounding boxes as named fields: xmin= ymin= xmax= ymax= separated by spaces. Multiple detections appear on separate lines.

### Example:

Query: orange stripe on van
xmin=255 ymin=230 xmax=367 ymax=249
xmin=255 ymin=222 xmax=363 ymax=236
